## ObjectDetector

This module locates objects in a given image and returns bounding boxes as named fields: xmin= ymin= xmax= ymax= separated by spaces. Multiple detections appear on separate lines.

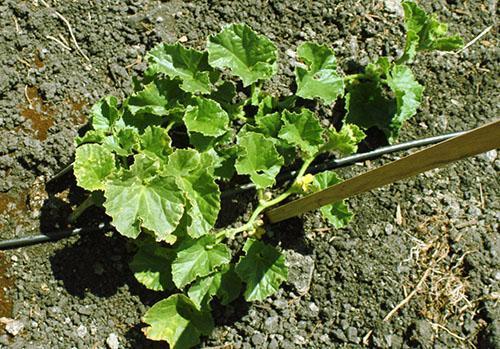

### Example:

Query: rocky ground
xmin=0 ymin=0 xmax=498 ymax=348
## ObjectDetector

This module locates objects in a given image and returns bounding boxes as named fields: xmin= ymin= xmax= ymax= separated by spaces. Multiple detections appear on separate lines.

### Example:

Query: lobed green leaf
xmin=184 ymin=97 xmax=229 ymax=137
xmin=401 ymin=1 xmax=463 ymax=63
xmin=207 ymin=23 xmax=278 ymax=86
xmin=278 ymin=109 xmax=324 ymax=157
xmin=147 ymin=43 xmax=217 ymax=94
xmin=312 ymin=171 xmax=353 ymax=228
xmin=103 ymin=155 xmax=185 ymax=240
xmin=74 ymin=144 xmax=115 ymax=191
xmin=171 ymin=235 xmax=231 ymax=289
xmin=385 ymin=64 xmax=424 ymax=142
xmin=235 ymin=239 xmax=287 ymax=302
xmin=235 ymin=132 xmax=284 ymax=189
xmin=130 ymin=242 xmax=176 ymax=291
xmin=142 ymin=294 xmax=213 ymax=349
xmin=295 ymin=42 xmax=345 ymax=104
xmin=322 ymin=124 xmax=365 ymax=156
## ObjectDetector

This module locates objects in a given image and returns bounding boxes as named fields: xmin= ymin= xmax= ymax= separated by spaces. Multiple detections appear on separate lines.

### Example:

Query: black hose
xmin=0 ymin=223 xmax=109 ymax=250
xmin=1 ymin=131 xmax=465 ymax=250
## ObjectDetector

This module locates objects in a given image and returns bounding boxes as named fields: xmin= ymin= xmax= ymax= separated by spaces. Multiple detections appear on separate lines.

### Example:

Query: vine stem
xmin=68 ymin=193 xmax=97 ymax=223
xmin=343 ymin=73 xmax=364 ymax=83
xmin=215 ymin=156 xmax=315 ymax=241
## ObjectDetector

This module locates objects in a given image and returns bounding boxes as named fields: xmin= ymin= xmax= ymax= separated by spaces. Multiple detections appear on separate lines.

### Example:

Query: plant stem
xmin=69 ymin=194 xmax=95 ymax=223
xmin=215 ymin=156 xmax=316 ymax=241
xmin=343 ymin=73 xmax=364 ymax=84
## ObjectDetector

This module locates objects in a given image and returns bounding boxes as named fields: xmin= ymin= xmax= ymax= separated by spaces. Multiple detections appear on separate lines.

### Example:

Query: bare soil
xmin=0 ymin=1 xmax=498 ymax=348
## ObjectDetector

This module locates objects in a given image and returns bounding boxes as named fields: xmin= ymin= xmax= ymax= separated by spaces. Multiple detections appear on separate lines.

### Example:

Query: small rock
xmin=10 ymin=255 xmax=18 ymax=262
xmin=385 ymin=223 xmax=394 ymax=235
xmin=293 ymin=334 xmax=306 ymax=345
xmin=178 ymin=35 xmax=188 ymax=42
xmin=284 ymin=250 xmax=315 ymax=295
xmin=308 ymin=302 xmax=319 ymax=314
xmin=383 ymin=0 xmax=404 ymax=16
xmin=268 ymin=337 xmax=279 ymax=349
xmin=76 ymin=325 xmax=87 ymax=338
xmin=273 ymin=299 xmax=288 ymax=309
xmin=333 ymin=328 xmax=348 ymax=342
xmin=346 ymin=327 xmax=359 ymax=343
xmin=264 ymin=316 xmax=279 ymax=333
xmin=77 ymin=306 xmax=92 ymax=316
xmin=479 ymin=149 xmax=497 ymax=163
xmin=106 ymin=333 xmax=119 ymax=349
xmin=251 ymin=332 xmax=265 ymax=346
xmin=0 ymin=334 xmax=10 ymax=346
xmin=2 ymin=319 xmax=24 ymax=336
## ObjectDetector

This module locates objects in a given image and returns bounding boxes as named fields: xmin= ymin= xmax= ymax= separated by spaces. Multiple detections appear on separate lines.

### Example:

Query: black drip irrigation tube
xmin=0 ymin=131 xmax=465 ymax=250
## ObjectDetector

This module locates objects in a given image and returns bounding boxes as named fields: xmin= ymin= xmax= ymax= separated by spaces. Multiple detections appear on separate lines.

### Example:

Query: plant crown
xmin=73 ymin=2 xmax=462 ymax=348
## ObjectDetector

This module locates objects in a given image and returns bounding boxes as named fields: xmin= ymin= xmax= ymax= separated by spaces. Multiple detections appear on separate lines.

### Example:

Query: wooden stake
xmin=266 ymin=120 xmax=500 ymax=223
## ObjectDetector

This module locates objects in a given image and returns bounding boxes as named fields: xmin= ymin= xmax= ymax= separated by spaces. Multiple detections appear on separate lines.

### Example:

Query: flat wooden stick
xmin=266 ymin=120 xmax=500 ymax=223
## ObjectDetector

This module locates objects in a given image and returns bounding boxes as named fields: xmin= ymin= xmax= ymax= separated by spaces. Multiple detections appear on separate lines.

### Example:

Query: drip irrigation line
xmin=2 ymin=131 xmax=464 ymax=250
xmin=0 ymin=223 xmax=109 ymax=250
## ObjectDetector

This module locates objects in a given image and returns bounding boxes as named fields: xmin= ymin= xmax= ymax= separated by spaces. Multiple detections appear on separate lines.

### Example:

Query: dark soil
xmin=0 ymin=0 xmax=498 ymax=348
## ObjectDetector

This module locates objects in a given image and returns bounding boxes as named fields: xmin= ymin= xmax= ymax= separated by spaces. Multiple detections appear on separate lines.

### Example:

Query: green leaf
xmin=216 ymin=265 xmax=242 ymax=305
xmin=140 ymin=126 xmax=173 ymax=161
xmin=207 ymin=23 xmax=278 ymax=86
xmin=255 ymin=112 xmax=282 ymax=138
xmin=401 ymin=1 xmax=463 ymax=62
xmin=344 ymin=80 xmax=396 ymax=139
xmin=188 ymin=273 xmax=221 ymax=310
xmin=235 ymin=239 xmax=287 ymax=301
xmin=322 ymin=124 xmax=365 ymax=156
xmin=90 ymin=96 xmax=122 ymax=132
xmin=187 ymin=264 xmax=242 ymax=310
xmin=171 ymin=235 xmax=231 ymax=289
xmin=75 ymin=130 xmax=105 ymax=146
xmin=235 ymin=132 xmax=283 ymax=189
xmin=98 ymin=128 xmax=139 ymax=157
xmin=312 ymin=171 xmax=353 ymax=228
xmin=142 ymin=294 xmax=213 ymax=349
xmin=278 ymin=109 xmax=324 ymax=156
xmin=147 ymin=43 xmax=217 ymax=94
xmin=295 ymin=42 xmax=344 ymax=104
xmin=103 ymin=155 xmax=185 ymax=240
xmin=385 ymin=64 xmax=424 ymax=142
xmin=130 ymin=242 xmax=175 ymax=291
xmin=126 ymin=78 xmax=187 ymax=117
xmin=184 ymin=97 xmax=229 ymax=137
xmin=122 ymin=108 xmax=164 ymax=133
xmin=74 ymin=144 xmax=115 ymax=191
xmin=167 ymin=149 xmax=221 ymax=237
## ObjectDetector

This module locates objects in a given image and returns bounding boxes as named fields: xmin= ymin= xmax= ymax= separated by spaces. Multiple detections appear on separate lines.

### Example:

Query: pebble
xmin=264 ymin=316 xmax=279 ymax=333
xmin=106 ymin=333 xmax=119 ymax=349
xmin=268 ymin=337 xmax=279 ymax=349
xmin=76 ymin=325 xmax=87 ymax=338
xmin=251 ymin=332 xmax=265 ymax=346
xmin=308 ymin=302 xmax=319 ymax=314
xmin=346 ymin=327 xmax=359 ymax=343
xmin=5 ymin=319 xmax=24 ymax=336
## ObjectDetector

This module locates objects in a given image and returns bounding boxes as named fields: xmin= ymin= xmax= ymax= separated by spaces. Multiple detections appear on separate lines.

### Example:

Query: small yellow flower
xmin=296 ymin=173 xmax=315 ymax=192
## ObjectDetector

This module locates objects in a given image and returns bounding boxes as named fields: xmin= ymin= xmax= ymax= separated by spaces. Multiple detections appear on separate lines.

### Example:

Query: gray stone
xmin=268 ymin=337 xmax=279 ymax=349
xmin=106 ymin=333 xmax=119 ymax=349
xmin=5 ymin=319 xmax=24 ymax=336
xmin=251 ymin=332 xmax=265 ymax=346
xmin=76 ymin=325 xmax=87 ymax=338
xmin=347 ymin=327 xmax=359 ymax=343
xmin=264 ymin=316 xmax=279 ymax=333
xmin=284 ymin=250 xmax=315 ymax=295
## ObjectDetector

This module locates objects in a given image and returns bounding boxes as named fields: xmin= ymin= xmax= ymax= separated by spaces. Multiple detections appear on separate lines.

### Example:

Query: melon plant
xmin=72 ymin=2 xmax=462 ymax=347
